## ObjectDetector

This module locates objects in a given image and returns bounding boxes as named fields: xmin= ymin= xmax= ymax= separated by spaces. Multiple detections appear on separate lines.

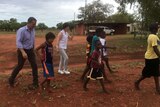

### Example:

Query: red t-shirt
xmin=91 ymin=50 xmax=102 ymax=68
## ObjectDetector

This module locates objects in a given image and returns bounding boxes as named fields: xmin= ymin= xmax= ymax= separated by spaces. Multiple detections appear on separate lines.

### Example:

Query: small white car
xmin=99 ymin=26 xmax=115 ymax=35
xmin=88 ymin=26 xmax=115 ymax=35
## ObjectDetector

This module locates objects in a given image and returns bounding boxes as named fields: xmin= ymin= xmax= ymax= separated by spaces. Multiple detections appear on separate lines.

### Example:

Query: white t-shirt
xmin=99 ymin=37 xmax=107 ymax=56
xmin=59 ymin=30 xmax=69 ymax=49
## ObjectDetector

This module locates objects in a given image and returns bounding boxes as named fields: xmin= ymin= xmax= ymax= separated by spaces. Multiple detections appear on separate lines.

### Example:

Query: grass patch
xmin=51 ymin=81 xmax=70 ymax=89
xmin=0 ymin=31 xmax=16 ymax=35
xmin=126 ymin=61 xmax=144 ymax=68
xmin=67 ymin=34 xmax=147 ymax=58
xmin=35 ymin=29 xmax=60 ymax=37
xmin=107 ymin=34 xmax=147 ymax=53
xmin=70 ymin=67 xmax=85 ymax=73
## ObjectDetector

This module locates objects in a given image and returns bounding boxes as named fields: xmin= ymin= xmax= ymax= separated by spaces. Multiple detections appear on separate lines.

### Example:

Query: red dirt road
xmin=0 ymin=34 xmax=160 ymax=107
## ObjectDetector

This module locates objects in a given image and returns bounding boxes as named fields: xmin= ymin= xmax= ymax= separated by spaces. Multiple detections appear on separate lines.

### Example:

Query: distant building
xmin=127 ymin=23 xmax=140 ymax=33
xmin=73 ymin=21 xmax=84 ymax=35
xmin=73 ymin=21 xmax=128 ymax=35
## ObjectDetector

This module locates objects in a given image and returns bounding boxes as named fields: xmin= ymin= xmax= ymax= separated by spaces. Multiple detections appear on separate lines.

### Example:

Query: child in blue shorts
xmin=35 ymin=32 xmax=55 ymax=93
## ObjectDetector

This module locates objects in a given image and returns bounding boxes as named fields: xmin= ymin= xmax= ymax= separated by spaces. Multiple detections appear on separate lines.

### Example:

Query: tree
xmin=0 ymin=18 xmax=50 ymax=32
xmin=68 ymin=21 xmax=76 ymax=31
xmin=20 ymin=22 xmax=27 ymax=27
xmin=78 ymin=0 xmax=114 ymax=23
xmin=37 ymin=23 xmax=48 ymax=32
xmin=2 ymin=20 xmax=10 ymax=31
xmin=0 ymin=20 xmax=4 ymax=31
xmin=106 ymin=12 xmax=136 ymax=23
xmin=0 ymin=18 xmax=20 ymax=31
xmin=51 ymin=26 xmax=56 ymax=30
xmin=56 ymin=21 xmax=75 ymax=31
xmin=9 ymin=18 xmax=20 ymax=31
xmin=56 ymin=22 xmax=63 ymax=30
xmin=115 ymin=0 xmax=160 ymax=30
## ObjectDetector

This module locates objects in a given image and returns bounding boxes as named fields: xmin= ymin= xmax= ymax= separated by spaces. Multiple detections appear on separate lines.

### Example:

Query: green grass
xmin=126 ymin=61 xmax=144 ymax=68
xmin=0 ymin=29 xmax=60 ymax=36
xmin=0 ymin=31 xmax=16 ymax=34
xmin=35 ymin=29 xmax=60 ymax=37
xmin=107 ymin=34 xmax=147 ymax=53
xmin=0 ymin=29 xmax=79 ymax=36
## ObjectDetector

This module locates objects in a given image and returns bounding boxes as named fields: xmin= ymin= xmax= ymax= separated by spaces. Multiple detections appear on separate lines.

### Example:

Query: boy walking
xmin=135 ymin=23 xmax=160 ymax=94
xmin=35 ymin=32 xmax=55 ymax=93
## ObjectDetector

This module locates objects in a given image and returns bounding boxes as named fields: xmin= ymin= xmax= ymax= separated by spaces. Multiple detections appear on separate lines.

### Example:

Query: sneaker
xmin=63 ymin=70 xmax=70 ymax=75
xmin=58 ymin=70 xmax=64 ymax=74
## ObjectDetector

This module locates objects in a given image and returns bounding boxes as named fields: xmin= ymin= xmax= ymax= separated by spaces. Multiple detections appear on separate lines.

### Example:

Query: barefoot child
xmin=80 ymin=32 xmax=94 ymax=81
xmin=35 ymin=32 xmax=55 ymax=92
xmin=99 ymin=31 xmax=116 ymax=73
xmin=83 ymin=41 xmax=107 ymax=93
xmin=81 ymin=28 xmax=109 ymax=81
xmin=135 ymin=23 xmax=160 ymax=94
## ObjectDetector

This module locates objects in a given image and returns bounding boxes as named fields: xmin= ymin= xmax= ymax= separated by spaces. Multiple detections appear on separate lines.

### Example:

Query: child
xmin=135 ymin=23 xmax=160 ymax=94
xmin=81 ymin=28 xmax=110 ymax=82
xmin=35 ymin=32 xmax=55 ymax=93
xmin=83 ymin=40 xmax=108 ymax=93
xmin=80 ymin=32 xmax=94 ymax=81
xmin=99 ymin=31 xmax=116 ymax=73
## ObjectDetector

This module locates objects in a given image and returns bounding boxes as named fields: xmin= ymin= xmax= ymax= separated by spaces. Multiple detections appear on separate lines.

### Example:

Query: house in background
xmin=73 ymin=21 xmax=85 ymax=35
xmin=73 ymin=21 xmax=128 ymax=35
xmin=127 ymin=23 xmax=141 ymax=33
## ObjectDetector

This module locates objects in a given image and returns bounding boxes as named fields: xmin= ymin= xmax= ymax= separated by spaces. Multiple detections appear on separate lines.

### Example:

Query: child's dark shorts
xmin=42 ymin=62 xmax=54 ymax=79
xmin=142 ymin=58 xmax=159 ymax=77
xmin=87 ymin=68 xmax=103 ymax=80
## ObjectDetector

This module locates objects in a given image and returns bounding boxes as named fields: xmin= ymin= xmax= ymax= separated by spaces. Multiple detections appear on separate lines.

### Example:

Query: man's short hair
xmin=28 ymin=17 xmax=37 ymax=23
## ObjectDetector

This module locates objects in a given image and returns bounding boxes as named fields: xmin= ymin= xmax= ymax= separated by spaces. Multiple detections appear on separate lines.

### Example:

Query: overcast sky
xmin=0 ymin=0 xmax=122 ymax=27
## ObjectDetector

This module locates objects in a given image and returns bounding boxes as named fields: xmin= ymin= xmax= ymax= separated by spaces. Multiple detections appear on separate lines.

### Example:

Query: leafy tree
xmin=0 ymin=18 xmax=50 ymax=32
xmin=68 ymin=21 xmax=76 ymax=31
xmin=2 ymin=20 xmax=10 ymax=31
xmin=78 ymin=0 xmax=113 ymax=23
xmin=37 ymin=23 xmax=48 ymax=32
xmin=0 ymin=20 xmax=4 ymax=31
xmin=51 ymin=26 xmax=56 ymax=30
xmin=106 ymin=12 xmax=136 ymax=23
xmin=9 ymin=18 xmax=20 ymax=31
xmin=115 ymin=0 xmax=160 ymax=30
xmin=56 ymin=21 xmax=75 ymax=31
xmin=20 ymin=22 xmax=27 ymax=27
xmin=56 ymin=22 xmax=63 ymax=30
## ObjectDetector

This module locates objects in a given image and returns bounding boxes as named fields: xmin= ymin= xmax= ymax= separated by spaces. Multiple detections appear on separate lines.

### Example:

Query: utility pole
xmin=84 ymin=0 xmax=87 ymax=23
xmin=74 ymin=12 xmax=75 ymax=21
xmin=84 ymin=0 xmax=87 ymax=35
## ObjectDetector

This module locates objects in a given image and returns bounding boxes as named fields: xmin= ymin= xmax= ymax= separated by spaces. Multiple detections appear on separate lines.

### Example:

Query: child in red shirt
xmin=83 ymin=40 xmax=108 ymax=93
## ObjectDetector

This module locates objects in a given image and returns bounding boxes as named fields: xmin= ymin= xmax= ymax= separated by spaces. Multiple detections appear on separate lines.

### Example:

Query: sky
xmin=0 ymin=0 xmax=129 ymax=27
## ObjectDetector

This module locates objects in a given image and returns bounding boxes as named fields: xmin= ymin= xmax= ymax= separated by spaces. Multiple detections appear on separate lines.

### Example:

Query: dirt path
xmin=1 ymin=34 xmax=160 ymax=107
